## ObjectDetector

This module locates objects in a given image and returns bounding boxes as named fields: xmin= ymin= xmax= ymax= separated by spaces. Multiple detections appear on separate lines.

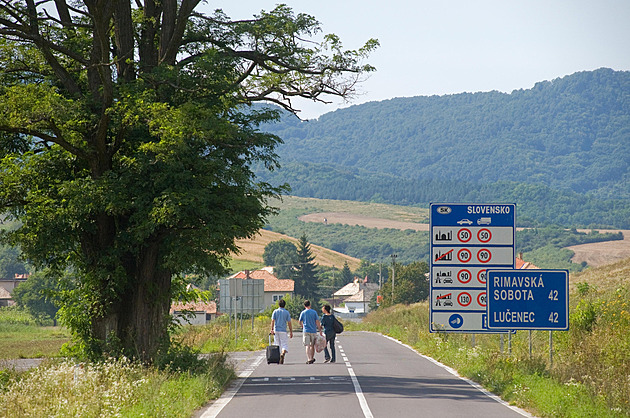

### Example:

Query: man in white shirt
xmin=270 ymin=299 xmax=293 ymax=364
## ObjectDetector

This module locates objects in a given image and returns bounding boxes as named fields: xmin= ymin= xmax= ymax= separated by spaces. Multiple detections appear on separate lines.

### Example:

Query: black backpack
xmin=332 ymin=315 xmax=344 ymax=334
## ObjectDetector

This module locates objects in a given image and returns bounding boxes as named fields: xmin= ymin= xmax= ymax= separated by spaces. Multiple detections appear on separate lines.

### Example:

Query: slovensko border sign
xmin=486 ymin=269 xmax=569 ymax=330
xmin=430 ymin=203 xmax=515 ymax=333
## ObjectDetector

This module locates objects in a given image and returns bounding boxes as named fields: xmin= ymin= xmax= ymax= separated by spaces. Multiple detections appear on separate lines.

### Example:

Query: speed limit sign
xmin=430 ymin=203 xmax=515 ymax=333
xmin=477 ymin=248 xmax=492 ymax=263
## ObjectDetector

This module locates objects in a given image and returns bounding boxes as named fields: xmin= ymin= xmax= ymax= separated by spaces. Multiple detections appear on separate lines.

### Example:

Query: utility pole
xmin=391 ymin=254 xmax=397 ymax=301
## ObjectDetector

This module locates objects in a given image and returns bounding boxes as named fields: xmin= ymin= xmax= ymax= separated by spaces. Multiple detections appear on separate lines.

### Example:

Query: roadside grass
xmin=0 ymin=328 xmax=69 ymax=359
xmin=177 ymin=315 xmax=273 ymax=353
xmin=350 ymin=274 xmax=630 ymax=418
xmin=0 ymin=307 xmax=235 ymax=417
xmin=0 ymin=307 xmax=70 ymax=359
xmin=0 ymin=354 xmax=234 ymax=418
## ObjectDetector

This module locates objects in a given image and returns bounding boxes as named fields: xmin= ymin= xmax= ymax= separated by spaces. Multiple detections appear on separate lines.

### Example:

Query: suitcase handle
xmin=269 ymin=332 xmax=273 ymax=345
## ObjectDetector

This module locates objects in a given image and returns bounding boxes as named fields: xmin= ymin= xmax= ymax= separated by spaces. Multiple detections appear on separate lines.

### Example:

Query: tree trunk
xmin=91 ymin=241 xmax=172 ymax=362
xmin=122 ymin=241 xmax=172 ymax=362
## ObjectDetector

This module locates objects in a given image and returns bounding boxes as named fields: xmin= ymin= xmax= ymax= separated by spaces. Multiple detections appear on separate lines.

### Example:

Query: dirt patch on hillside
xmin=567 ymin=230 xmax=630 ymax=268
xmin=300 ymin=213 xmax=630 ymax=268
xmin=299 ymin=212 xmax=430 ymax=231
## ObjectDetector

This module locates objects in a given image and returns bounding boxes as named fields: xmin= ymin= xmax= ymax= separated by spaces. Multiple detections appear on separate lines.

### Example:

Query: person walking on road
xmin=298 ymin=300 xmax=322 ymax=364
xmin=270 ymin=299 xmax=293 ymax=364
xmin=320 ymin=304 xmax=336 ymax=363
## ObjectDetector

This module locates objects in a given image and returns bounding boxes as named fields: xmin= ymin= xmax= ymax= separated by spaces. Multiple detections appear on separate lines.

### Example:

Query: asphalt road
xmin=198 ymin=331 xmax=533 ymax=418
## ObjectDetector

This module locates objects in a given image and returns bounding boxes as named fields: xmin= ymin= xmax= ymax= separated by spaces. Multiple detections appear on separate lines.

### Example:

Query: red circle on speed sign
xmin=457 ymin=228 xmax=472 ymax=243
xmin=477 ymin=292 xmax=487 ymax=307
xmin=458 ymin=292 xmax=472 ymax=307
xmin=457 ymin=248 xmax=472 ymax=263
xmin=477 ymin=269 xmax=487 ymax=284
xmin=477 ymin=228 xmax=492 ymax=243
xmin=457 ymin=269 xmax=472 ymax=284
xmin=477 ymin=248 xmax=492 ymax=263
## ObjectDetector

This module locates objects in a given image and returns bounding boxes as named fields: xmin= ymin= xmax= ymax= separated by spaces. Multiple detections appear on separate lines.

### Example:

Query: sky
xmin=200 ymin=0 xmax=630 ymax=119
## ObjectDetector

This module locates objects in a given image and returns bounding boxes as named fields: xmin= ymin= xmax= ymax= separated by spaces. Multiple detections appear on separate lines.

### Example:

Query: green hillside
xmin=264 ymin=196 xmax=622 ymax=269
xmin=257 ymin=68 xmax=630 ymax=228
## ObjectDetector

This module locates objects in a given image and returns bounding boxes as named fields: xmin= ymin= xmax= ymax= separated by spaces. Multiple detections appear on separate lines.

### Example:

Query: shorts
xmin=274 ymin=331 xmax=289 ymax=353
xmin=303 ymin=332 xmax=318 ymax=346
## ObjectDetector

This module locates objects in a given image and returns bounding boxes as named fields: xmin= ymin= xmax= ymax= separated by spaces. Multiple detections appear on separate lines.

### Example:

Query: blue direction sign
xmin=487 ymin=270 xmax=569 ymax=330
xmin=430 ymin=203 xmax=515 ymax=333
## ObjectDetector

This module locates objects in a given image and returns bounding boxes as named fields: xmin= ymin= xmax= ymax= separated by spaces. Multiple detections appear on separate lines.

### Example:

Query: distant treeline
xmin=266 ymin=206 xmax=622 ymax=270
xmin=257 ymin=68 xmax=630 ymax=229
xmin=256 ymin=161 xmax=630 ymax=229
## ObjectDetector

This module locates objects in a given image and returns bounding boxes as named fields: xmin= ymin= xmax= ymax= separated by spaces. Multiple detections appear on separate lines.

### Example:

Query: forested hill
xmin=256 ymin=69 xmax=630 ymax=228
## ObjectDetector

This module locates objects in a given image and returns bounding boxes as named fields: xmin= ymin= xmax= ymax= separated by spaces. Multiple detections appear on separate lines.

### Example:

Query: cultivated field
xmin=235 ymin=197 xmax=630 ymax=269
xmin=567 ymin=230 xmax=630 ymax=267
xmin=233 ymin=229 xmax=361 ymax=270
xmin=298 ymin=212 xmax=429 ymax=231
xmin=297 ymin=206 xmax=630 ymax=268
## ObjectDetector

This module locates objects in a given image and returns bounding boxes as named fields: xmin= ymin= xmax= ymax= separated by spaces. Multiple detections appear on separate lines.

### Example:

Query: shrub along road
xmin=198 ymin=331 xmax=533 ymax=418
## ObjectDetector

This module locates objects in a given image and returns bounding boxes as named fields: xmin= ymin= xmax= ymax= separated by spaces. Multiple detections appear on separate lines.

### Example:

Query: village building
xmin=516 ymin=254 xmax=540 ymax=269
xmin=225 ymin=267 xmax=295 ymax=311
xmin=0 ymin=274 xmax=29 ymax=307
xmin=332 ymin=277 xmax=379 ymax=317
xmin=170 ymin=300 xmax=217 ymax=326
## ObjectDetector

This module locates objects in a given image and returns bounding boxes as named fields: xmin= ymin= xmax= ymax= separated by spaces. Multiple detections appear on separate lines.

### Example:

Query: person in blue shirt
xmin=270 ymin=299 xmax=293 ymax=364
xmin=298 ymin=300 xmax=322 ymax=364
xmin=320 ymin=304 xmax=336 ymax=363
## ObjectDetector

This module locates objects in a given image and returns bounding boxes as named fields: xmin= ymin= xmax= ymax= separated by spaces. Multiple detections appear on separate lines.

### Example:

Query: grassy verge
xmin=0 ymin=307 xmax=70 ymax=359
xmin=0 ymin=324 xmax=70 ymax=359
xmin=176 ymin=315 xmax=274 ymax=353
xmin=350 ymin=291 xmax=629 ymax=417
xmin=0 ymin=354 xmax=234 ymax=417
xmin=0 ymin=307 xmax=236 ymax=417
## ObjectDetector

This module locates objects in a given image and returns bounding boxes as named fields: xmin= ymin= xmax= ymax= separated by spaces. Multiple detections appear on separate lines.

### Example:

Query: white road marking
xmin=199 ymin=353 xmax=265 ymax=418
xmin=338 ymin=343 xmax=375 ymax=418
xmin=243 ymin=381 xmax=350 ymax=386
xmin=347 ymin=367 xmax=374 ymax=418
xmin=380 ymin=334 xmax=534 ymax=417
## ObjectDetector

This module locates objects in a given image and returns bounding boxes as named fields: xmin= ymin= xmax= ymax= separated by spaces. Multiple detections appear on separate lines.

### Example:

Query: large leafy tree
xmin=11 ymin=269 xmax=64 ymax=324
xmin=381 ymin=261 xmax=429 ymax=307
xmin=0 ymin=1 xmax=376 ymax=361
xmin=262 ymin=239 xmax=297 ymax=280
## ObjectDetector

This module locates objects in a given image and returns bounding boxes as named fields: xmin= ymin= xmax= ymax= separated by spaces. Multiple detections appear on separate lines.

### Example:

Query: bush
xmin=0 ymin=306 xmax=43 ymax=326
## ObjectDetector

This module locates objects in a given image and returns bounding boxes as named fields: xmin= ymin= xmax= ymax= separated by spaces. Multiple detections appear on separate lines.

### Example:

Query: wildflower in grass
xmin=0 ymin=358 xmax=147 ymax=417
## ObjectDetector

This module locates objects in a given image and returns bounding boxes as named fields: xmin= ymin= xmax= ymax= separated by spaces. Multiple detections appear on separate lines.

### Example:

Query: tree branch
xmin=0 ymin=124 xmax=89 ymax=160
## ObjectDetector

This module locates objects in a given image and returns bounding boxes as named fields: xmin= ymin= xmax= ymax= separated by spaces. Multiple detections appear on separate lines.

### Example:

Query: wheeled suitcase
xmin=266 ymin=334 xmax=281 ymax=364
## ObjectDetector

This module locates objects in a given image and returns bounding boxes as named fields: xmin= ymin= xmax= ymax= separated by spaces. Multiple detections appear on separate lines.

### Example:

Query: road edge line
xmin=198 ymin=352 xmax=265 ymax=418
xmin=379 ymin=333 xmax=534 ymax=418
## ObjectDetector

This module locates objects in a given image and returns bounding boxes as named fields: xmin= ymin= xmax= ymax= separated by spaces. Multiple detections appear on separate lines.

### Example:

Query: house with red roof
xmin=170 ymin=300 xmax=217 ymax=325
xmin=227 ymin=267 xmax=295 ymax=310
xmin=516 ymin=254 xmax=540 ymax=269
